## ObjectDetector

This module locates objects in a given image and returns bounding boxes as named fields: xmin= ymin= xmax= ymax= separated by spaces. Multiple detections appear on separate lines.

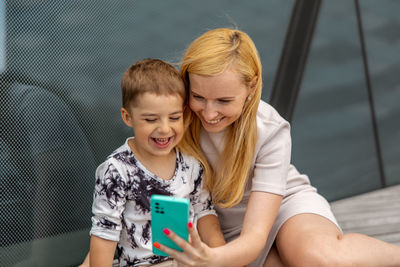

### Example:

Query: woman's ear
xmin=249 ymin=75 xmax=258 ymax=93
xmin=121 ymin=107 xmax=133 ymax=128
xmin=246 ymin=75 xmax=258 ymax=100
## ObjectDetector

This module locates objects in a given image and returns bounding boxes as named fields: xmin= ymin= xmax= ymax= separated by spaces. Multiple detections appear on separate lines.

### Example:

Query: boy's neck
xmin=128 ymin=138 xmax=177 ymax=181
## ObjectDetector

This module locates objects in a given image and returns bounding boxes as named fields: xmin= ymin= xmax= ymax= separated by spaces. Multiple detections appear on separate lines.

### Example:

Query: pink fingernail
xmin=163 ymin=228 xmax=170 ymax=235
xmin=188 ymin=222 xmax=193 ymax=228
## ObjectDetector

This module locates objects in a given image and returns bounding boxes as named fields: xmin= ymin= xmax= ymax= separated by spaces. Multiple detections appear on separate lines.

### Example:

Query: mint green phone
xmin=151 ymin=195 xmax=189 ymax=256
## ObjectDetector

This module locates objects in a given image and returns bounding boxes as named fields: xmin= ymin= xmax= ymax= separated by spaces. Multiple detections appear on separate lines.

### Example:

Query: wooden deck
xmin=330 ymin=184 xmax=400 ymax=246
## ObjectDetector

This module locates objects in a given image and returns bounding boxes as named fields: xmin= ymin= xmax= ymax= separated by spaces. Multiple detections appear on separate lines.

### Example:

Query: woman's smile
xmin=204 ymin=117 xmax=223 ymax=125
xmin=189 ymin=69 xmax=252 ymax=133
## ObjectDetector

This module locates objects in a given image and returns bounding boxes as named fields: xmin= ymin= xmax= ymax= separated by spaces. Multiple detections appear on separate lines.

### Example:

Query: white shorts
xmin=223 ymin=187 xmax=341 ymax=267
xmin=255 ymin=189 xmax=340 ymax=267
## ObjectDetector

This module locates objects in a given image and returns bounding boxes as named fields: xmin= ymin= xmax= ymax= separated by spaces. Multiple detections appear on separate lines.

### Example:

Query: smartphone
xmin=150 ymin=194 xmax=190 ymax=256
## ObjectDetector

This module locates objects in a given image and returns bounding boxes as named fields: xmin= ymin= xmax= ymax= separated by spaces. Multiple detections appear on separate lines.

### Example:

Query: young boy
xmin=86 ymin=59 xmax=225 ymax=267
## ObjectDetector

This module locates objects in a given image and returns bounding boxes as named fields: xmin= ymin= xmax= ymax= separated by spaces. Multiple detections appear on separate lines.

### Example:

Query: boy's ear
xmin=121 ymin=107 xmax=133 ymax=127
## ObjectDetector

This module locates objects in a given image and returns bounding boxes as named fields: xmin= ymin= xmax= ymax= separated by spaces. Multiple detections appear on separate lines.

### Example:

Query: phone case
xmin=151 ymin=194 xmax=190 ymax=256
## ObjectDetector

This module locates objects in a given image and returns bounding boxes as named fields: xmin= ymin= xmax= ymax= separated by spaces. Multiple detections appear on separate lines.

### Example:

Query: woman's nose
xmin=202 ymin=102 xmax=218 ymax=120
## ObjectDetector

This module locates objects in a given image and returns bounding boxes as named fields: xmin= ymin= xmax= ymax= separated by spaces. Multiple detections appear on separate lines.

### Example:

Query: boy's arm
xmin=196 ymin=214 xmax=226 ymax=247
xmin=78 ymin=252 xmax=90 ymax=267
xmin=89 ymin=235 xmax=117 ymax=267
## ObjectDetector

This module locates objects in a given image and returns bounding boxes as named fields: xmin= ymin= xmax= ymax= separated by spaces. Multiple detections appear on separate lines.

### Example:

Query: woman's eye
xmin=218 ymin=99 xmax=231 ymax=103
xmin=170 ymin=116 xmax=181 ymax=121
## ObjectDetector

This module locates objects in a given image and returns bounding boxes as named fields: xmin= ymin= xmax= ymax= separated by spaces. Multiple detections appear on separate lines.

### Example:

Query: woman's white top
xmin=200 ymin=100 xmax=330 ymax=238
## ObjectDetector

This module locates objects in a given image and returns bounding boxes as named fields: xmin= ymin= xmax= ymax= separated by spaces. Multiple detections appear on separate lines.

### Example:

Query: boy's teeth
xmin=155 ymin=138 xmax=169 ymax=144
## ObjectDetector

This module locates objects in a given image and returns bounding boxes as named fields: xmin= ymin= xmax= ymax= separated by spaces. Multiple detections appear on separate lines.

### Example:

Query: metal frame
xmin=354 ymin=0 xmax=386 ymax=187
xmin=270 ymin=0 xmax=387 ymax=187
xmin=269 ymin=0 xmax=321 ymax=122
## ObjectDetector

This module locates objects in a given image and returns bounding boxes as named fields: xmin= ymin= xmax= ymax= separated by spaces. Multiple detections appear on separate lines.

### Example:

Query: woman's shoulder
xmin=256 ymin=100 xmax=291 ymax=143
xmin=257 ymin=100 xmax=290 ymax=128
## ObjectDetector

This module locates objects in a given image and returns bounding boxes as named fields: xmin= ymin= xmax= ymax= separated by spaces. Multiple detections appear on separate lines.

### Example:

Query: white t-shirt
xmin=90 ymin=138 xmax=216 ymax=266
xmin=200 ymin=100 xmax=313 ymax=237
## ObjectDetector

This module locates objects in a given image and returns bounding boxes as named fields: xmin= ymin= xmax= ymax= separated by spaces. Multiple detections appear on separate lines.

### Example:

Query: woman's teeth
xmin=205 ymin=118 xmax=221 ymax=124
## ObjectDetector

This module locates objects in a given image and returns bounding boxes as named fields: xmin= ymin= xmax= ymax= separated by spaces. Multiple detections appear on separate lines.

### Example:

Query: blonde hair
xmin=178 ymin=28 xmax=262 ymax=208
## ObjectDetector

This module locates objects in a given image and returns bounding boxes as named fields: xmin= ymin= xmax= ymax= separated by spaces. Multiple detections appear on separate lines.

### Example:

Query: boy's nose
xmin=158 ymin=121 xmax=171 ymax=134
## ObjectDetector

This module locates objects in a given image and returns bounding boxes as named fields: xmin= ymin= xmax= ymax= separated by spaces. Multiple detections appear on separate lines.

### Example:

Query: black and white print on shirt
xmin=117 ymin=246 xmax=167 ymax=266
xmin=90 ymin=138 xmax=216 ymax=266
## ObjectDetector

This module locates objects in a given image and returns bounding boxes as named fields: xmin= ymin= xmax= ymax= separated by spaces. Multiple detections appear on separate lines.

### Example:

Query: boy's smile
xmin=152 ymin=137 xmax=173 ymax=149
xmin=121 ymin=92 xmax=184 ymax=160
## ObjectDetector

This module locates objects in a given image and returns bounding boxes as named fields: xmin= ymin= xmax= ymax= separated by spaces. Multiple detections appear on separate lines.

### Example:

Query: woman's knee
xmin=281 ymin=240 xmax=331 ymax=267
xmin=276 ymin=214 xmax=348 ymax=267
xmin=278 ymin=233 xmax=354 ymax=267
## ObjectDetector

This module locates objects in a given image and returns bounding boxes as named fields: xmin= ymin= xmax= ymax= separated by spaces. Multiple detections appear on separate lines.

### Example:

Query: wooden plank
xmin=330 ymin=185 xmax=400 ymax=246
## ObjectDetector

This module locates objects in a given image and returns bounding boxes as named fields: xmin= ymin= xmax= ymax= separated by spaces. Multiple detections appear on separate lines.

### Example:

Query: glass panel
xmin=291 ymin=0 xmax=382 ymax=201
xmin=0 ymin=0 xmax=5 ymax=73
xmin=131 ymin=0 xmax=293 ymax=101
xmin=360 ymin=0 xmax=400 ymax=186
xmin=0 ymin=1 xmax=292 ymax=266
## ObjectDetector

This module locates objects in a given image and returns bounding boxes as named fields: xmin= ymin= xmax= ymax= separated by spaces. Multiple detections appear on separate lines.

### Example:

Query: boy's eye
xmin=144 ymin=118 xmax=156 ymax=122
xmin=192 ymin=94 xmax=204 ymax=100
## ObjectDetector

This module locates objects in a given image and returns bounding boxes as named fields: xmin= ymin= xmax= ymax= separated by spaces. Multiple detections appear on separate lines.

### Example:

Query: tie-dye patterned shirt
xmin=90 ymin=138 xmax=216 ymax=266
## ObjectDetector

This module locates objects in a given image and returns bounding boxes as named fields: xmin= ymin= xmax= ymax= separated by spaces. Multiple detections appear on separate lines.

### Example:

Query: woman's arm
xmin=157 ymin=191 xmax=282 ymax=267
xmin=89 ymin=235 xmax=117 ymax=267
xmin=197 ymin=214 xmax=226 ymax=247
xmin=216 ymin=191 xmax=282 ymax=265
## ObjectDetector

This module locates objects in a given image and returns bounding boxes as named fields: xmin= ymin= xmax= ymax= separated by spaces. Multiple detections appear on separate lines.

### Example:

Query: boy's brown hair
xmin=121 ymin=58 xmax=185 ymax=110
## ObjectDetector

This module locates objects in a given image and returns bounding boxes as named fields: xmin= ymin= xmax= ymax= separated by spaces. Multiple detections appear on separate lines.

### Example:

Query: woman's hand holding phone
xmin=150 ymin=195 xmax=189 ymax=256
xmin=154 ymin=222 xmax=219 ymax=267
xmin=151 ymin=195 xmax=230 ymax=266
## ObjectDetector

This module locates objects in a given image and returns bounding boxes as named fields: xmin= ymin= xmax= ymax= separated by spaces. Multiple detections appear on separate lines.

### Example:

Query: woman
xmin=157 ymin=28 xmax=400 ymax=266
